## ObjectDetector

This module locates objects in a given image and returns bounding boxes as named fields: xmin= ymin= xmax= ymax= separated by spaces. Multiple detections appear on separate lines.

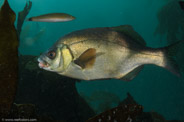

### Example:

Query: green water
xmin=4 ymin=0 xmax=184 ymax=120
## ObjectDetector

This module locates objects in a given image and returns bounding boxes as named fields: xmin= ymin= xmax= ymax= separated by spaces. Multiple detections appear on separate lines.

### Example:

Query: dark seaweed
xmin=0 ymin=0 xmax=19 ymax=117
xmin=17 ymin=0 xmax=32 ymax=37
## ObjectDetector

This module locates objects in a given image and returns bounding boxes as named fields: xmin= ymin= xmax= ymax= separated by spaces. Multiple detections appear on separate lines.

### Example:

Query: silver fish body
xmin=28 ymin=13 xmax=75 ymax=22
xmin=38 ymin=25 xmax=181 ymax=81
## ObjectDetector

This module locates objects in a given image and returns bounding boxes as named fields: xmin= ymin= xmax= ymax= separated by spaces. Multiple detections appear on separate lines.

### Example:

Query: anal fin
xmin=120 ymin=65 xmax=144 ymax=81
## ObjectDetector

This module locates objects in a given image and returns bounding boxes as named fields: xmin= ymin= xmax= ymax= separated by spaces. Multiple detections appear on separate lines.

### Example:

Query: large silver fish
xmin=28 ymin=13 xmax=75 ymax=22
xmin=38 ymin=25 xmax=182 ymax=81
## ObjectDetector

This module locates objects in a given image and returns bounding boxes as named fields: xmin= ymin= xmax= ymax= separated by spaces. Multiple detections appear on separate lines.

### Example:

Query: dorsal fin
xmin=111 ymin=25 xmax=146 ymax=46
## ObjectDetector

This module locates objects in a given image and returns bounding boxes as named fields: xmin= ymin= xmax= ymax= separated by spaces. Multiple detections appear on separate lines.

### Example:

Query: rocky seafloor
xmin=3 ymin=55 xmax=182 ymax=122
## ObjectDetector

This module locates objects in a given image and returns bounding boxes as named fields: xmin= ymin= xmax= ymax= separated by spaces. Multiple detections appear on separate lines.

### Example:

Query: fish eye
xmin=47 ymin=50 xmax=56 ymax=59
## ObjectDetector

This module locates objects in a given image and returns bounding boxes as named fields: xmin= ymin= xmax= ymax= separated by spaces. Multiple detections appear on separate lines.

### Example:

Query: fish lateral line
xmin=67 ymin=38 xmax=163 ymax=57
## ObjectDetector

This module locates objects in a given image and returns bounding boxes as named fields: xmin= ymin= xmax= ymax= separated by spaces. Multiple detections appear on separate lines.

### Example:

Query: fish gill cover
xmin=0 ymin=0 xmax=18 ymax=117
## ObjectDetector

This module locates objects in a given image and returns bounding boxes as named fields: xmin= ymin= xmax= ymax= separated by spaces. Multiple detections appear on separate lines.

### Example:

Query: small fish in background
xmin=20 ymin=23 xmax=46 ymax=46
xmin=38 ymin=25 xmax=183 ymax=81
xmin=27 ymin=13 xmax=75 ymax=22
xmin=18 ymin=23 xmax=46 ymax=55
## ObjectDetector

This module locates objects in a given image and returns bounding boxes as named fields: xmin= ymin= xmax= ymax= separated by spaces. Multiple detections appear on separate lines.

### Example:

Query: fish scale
xmin=38 ymin=25 xmax=182 ymax=81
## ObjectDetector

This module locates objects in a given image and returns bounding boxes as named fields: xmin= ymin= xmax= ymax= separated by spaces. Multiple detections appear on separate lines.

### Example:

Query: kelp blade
xmin=0 ymin=0 xmax=19 ymax=116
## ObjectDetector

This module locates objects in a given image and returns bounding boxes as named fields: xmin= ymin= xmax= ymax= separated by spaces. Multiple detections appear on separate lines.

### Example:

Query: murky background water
xmin=1 ymin=0 xmax=184 ymax=120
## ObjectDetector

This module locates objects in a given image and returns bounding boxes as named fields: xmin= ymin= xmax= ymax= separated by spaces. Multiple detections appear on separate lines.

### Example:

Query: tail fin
xmin=163 ymin=41 xmax=183 ymax=77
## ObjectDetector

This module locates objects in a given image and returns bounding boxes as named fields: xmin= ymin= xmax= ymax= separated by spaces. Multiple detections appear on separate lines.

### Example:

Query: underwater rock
xmin=8 ymin=103 xmax=37 ymax=118
xmin=86 ymin=93 xmax=143 ymax=122
xmin=86 ymin=92 xmax=184 ymax=122
xmin=0 ymin=0 xmax=19 ymax=117
xmin=24 ymin=56 xmax=39 ymax=71
xmin=86 ymin=104 xmax=143 ymax=122
xmin=119 ymin=93 xmax=137 ymax=106
xmin=119 ymin=93 xmax=184 ymax=122
xmin=6 ymin=103 xmax=66 ymax=122
xmin=17 ymin=0 xmax=32 ymax=36
xmin=15 ymin=55 xmax=95 ymax=122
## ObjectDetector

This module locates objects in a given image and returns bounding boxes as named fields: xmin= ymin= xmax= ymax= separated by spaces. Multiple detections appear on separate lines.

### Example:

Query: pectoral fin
xmin=74 ymin=48 xmax=96 ymax=69
xmin=120 ymin=65 xmax=144 ymax=81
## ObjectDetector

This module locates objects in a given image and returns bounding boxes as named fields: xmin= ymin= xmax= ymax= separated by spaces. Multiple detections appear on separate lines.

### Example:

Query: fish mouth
xmin=38 ymin=58 xmax=49 ymax=68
